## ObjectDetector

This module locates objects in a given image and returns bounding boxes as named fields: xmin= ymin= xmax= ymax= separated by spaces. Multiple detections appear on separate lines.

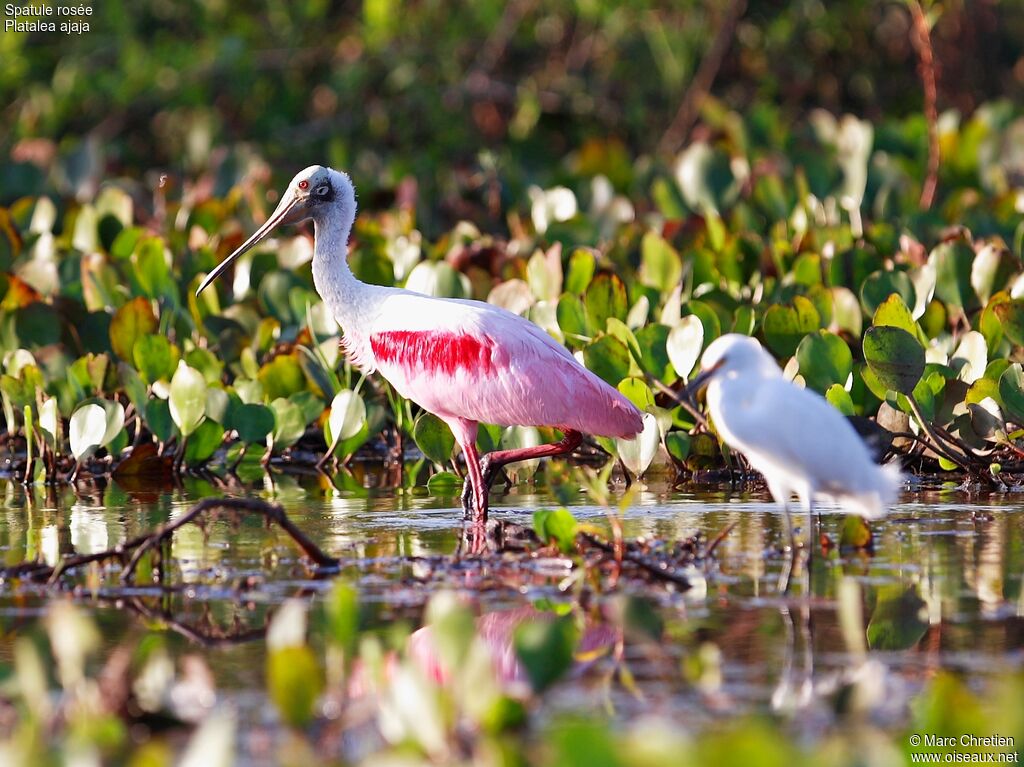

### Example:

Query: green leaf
xmin=583 ymin=272 xmax=628 ymax=330
xmin=532 ymin=508 xmax=579 ymax=554
xmin=617 ymin=377 xmax=654 ymax=410
xmin=426 ymin=471 xmax=462 ymax=494
xmin=762 ymin=298 xmax=819 ymax=358
xmin=325 ymin=581 xmax=360 ymax=656
xmin=327 ymin=390 xmax=366 ymax=443
xmin=993 ymin=299 xmax=1024 ymax=347
xmin=565 ymin=248 xmax=596 ymax=294
xmin=556 ymin=293 xmax=592 ymax=347
xmin=514 ymin=616 xmax=579 ymax=693
xmin=145 ymin=398 xmax=173 ymax=442
xmin=270 ymin=397 xmax=306 ymax=450
xmin=859 ymin=269 xmax=915 ymax=317
xmin=109 ymin=296 xmax=158 ymax=362
xmin=169 ymin=361 xmax=207 ymax=438
xmin=639 ymin=231 xmax=682 ymax=291
xmin=795 ymin=330 xmax=852 ymax=393
xmin=872 ymin=293 xmax=923 ymax=341
xmin=132 ymin=335 xmax=174 ymax=384
xmin=930 ymin=239 xmax=978 ymax=311
xmin=825 ymin=384 xmax=855 ymax=415
xmin=413 ymin=412 xmax=455 ymax=464
xmin=838 ymin=515 xmax=873 ymax=549
xmin=13 ymin=303 xmax=61 ymax=347
xmin=862 ymin=326 xmax=925 ymax=395
xmin=267 ymin=646 xmax=323 ymax=729
xmin=229 ymin=402 xmax=275 ymax=444
xmin=866 ymin=585 xmax=928 ymax=651
xmin=998 ymin=364 xmax=1024 ymax=424
xmin=526 ymin=247 xmax=562 ymax=300
xmin=258 ymin=354 xmax=308 ymax=401
xmin=634 ymin=323 xmax=673 ymax=379
xmin=583 ymin=335 xmax=632 ymax=386
xmin=665 ymin=431 xmax=691 ymax=463
xmin=183 ymin=419 xmax=224 ymax=465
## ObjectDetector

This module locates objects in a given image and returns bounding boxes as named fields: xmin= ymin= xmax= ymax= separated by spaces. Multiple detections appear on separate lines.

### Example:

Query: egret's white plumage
xmin=695 ymin=334 xmax=901 ymax=520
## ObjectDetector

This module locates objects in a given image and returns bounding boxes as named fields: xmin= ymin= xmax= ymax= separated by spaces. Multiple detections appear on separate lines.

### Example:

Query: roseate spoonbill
xmin=688 ymin=334 xmax=901 ymax=586
xmin=197 ymin=166 xmax=643 ymax=524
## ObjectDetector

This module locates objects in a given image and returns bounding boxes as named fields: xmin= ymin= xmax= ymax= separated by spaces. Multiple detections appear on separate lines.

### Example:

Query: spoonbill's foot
xmin=460 ymin=479 xmax=474 ymax=521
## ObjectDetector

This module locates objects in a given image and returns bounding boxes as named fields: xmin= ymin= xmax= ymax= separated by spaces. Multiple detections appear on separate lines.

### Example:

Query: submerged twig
xmin=0 ymin=496 xmax=339 ymax=585
xmin=122 ymin=497 xmax=339 ymax=581
xmin=579 ymin=531 xmax=691 ymax=589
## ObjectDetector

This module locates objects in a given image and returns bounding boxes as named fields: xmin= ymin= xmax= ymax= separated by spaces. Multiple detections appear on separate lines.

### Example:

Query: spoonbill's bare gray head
xmin=196 ymin=165 xmax=355 ymax=296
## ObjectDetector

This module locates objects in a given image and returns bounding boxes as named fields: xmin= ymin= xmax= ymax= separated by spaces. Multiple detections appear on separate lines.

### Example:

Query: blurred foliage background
xmin=3 ymin=0 xmax=1024 ymax=227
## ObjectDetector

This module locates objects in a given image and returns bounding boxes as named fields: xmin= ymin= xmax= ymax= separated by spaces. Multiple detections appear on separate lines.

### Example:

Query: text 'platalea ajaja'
xmin=197 ymin=166 xmax=643 ymax=530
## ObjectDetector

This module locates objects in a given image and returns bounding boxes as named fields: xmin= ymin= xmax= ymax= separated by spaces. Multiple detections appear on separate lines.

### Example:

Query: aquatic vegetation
xmin=2 ymin=99 xmax=1024 ymax=493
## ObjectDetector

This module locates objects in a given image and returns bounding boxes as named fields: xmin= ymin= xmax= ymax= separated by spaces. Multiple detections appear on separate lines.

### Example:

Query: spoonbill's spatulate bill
xmin=689 ymin=334 xmax=902 ymax=580
xmin=196 ymin=166 xmax=643 ymax=524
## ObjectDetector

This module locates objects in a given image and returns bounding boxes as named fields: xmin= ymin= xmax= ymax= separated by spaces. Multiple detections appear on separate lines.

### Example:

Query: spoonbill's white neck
xmin=310 ymin=196 xmax=389 ymax=364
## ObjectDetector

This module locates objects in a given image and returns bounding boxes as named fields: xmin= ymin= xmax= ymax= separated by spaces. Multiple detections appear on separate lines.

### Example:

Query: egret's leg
xmin=778 ymin=501 xmax=796 ymax=593
xmin=767 ymin=482 xmax=796 ymax=593
xmin=479 ymin=430 xmax=583 ymax=497
xmin=798 ymin=492 xmax=815 ymax=589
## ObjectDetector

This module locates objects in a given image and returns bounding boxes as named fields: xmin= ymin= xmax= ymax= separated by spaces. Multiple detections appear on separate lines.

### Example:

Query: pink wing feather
xmin=369 ymin=299 xmax=642 ymax=439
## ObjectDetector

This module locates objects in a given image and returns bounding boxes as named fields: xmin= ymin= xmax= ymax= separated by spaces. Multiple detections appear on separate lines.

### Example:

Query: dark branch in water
xmin=122 ymin=497 xmax=340 ymax=581
xmin=579 ymin=530 xmax=695 ymax=589
xmin=0 ymin=497 xmax=339 ymax=584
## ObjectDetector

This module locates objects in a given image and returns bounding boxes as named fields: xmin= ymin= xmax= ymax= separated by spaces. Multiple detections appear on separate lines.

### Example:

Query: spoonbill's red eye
xmin=298 ymin=180 xmax=309 ymax=190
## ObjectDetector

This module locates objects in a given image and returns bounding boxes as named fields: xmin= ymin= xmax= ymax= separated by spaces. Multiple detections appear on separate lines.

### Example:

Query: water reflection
xmin=0 ymin=476 xmax=1021 ymax=737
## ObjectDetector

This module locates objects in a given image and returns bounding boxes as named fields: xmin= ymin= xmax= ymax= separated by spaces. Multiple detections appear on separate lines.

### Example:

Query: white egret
xmin=689 ymin=334 xmax=902 ymax=587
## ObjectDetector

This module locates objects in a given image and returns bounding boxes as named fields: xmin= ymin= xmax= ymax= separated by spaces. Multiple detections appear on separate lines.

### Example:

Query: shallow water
xmin=1 ymin=473 xmax=1022 ymax=761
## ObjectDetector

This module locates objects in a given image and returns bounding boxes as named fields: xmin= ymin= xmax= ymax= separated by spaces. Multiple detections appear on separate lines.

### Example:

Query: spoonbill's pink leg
xmin=471 ymin=430 xmax=584 ymax=513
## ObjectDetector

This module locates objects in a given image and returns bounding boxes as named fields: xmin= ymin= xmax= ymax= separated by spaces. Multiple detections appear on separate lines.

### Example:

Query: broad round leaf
xmin=232 ymin=402 xmax=276 ymax=445
xmin=270 ymin=397 xmax=307 ymax=449
xmin=69 ymin=403 xmax=107 ymax=460
xmin=583 ymin=335 xmax=632 ymax=386
xmin=929 ymin=240 xmax=978 ymax=311
xmin=993 ymin=299 xmax=1024 ymax=347
xmin=638 ymin=231 xmax=682 ymax=292
xmin=328 ymin=390 xmax=367 ymax=443
xmin=133 ymin=335 xmax=174 ymax=384
xmin=109 ymin=296 xmax=158 ymax=362
xmin=859 ymin=269 xmax=915 ymax=317
xmin=532 ymin=509 xmax=579 ymax=554
xmin=583 ymin=272 xmax=627 ymax=330
xmin=556 ymin=293 xmax=591 ymax=347
xmin=616 ymin=412 xmax=660 ymax=477
xmin=998 ymin=364 xmax=1024 ymax=424
xmin=413 ymin=412 xmax=455 ymax=464
xmin=617 ymin=377 xmax=654 ymax=410
xmin=169 ymin=361 xmax=207 ymax=437
xmin=796 ymin=330 xmax=852 ymax=393
xmin=258 ymin=354 xmax=307 ymax=401
xmin=762 ymin=298 xmax=819 ymax=358
xmin=862 ymin=326 xmax=925 ymax=395
xmin=267 ymin=646 xmax=323 ymax=729
xmin=514 ymin=616 xmax=578 ymax=693
xmin=666 ymin=315 xmax=704 ymax=379
xmin=183 ymin=419 xmax=225 ymax=465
